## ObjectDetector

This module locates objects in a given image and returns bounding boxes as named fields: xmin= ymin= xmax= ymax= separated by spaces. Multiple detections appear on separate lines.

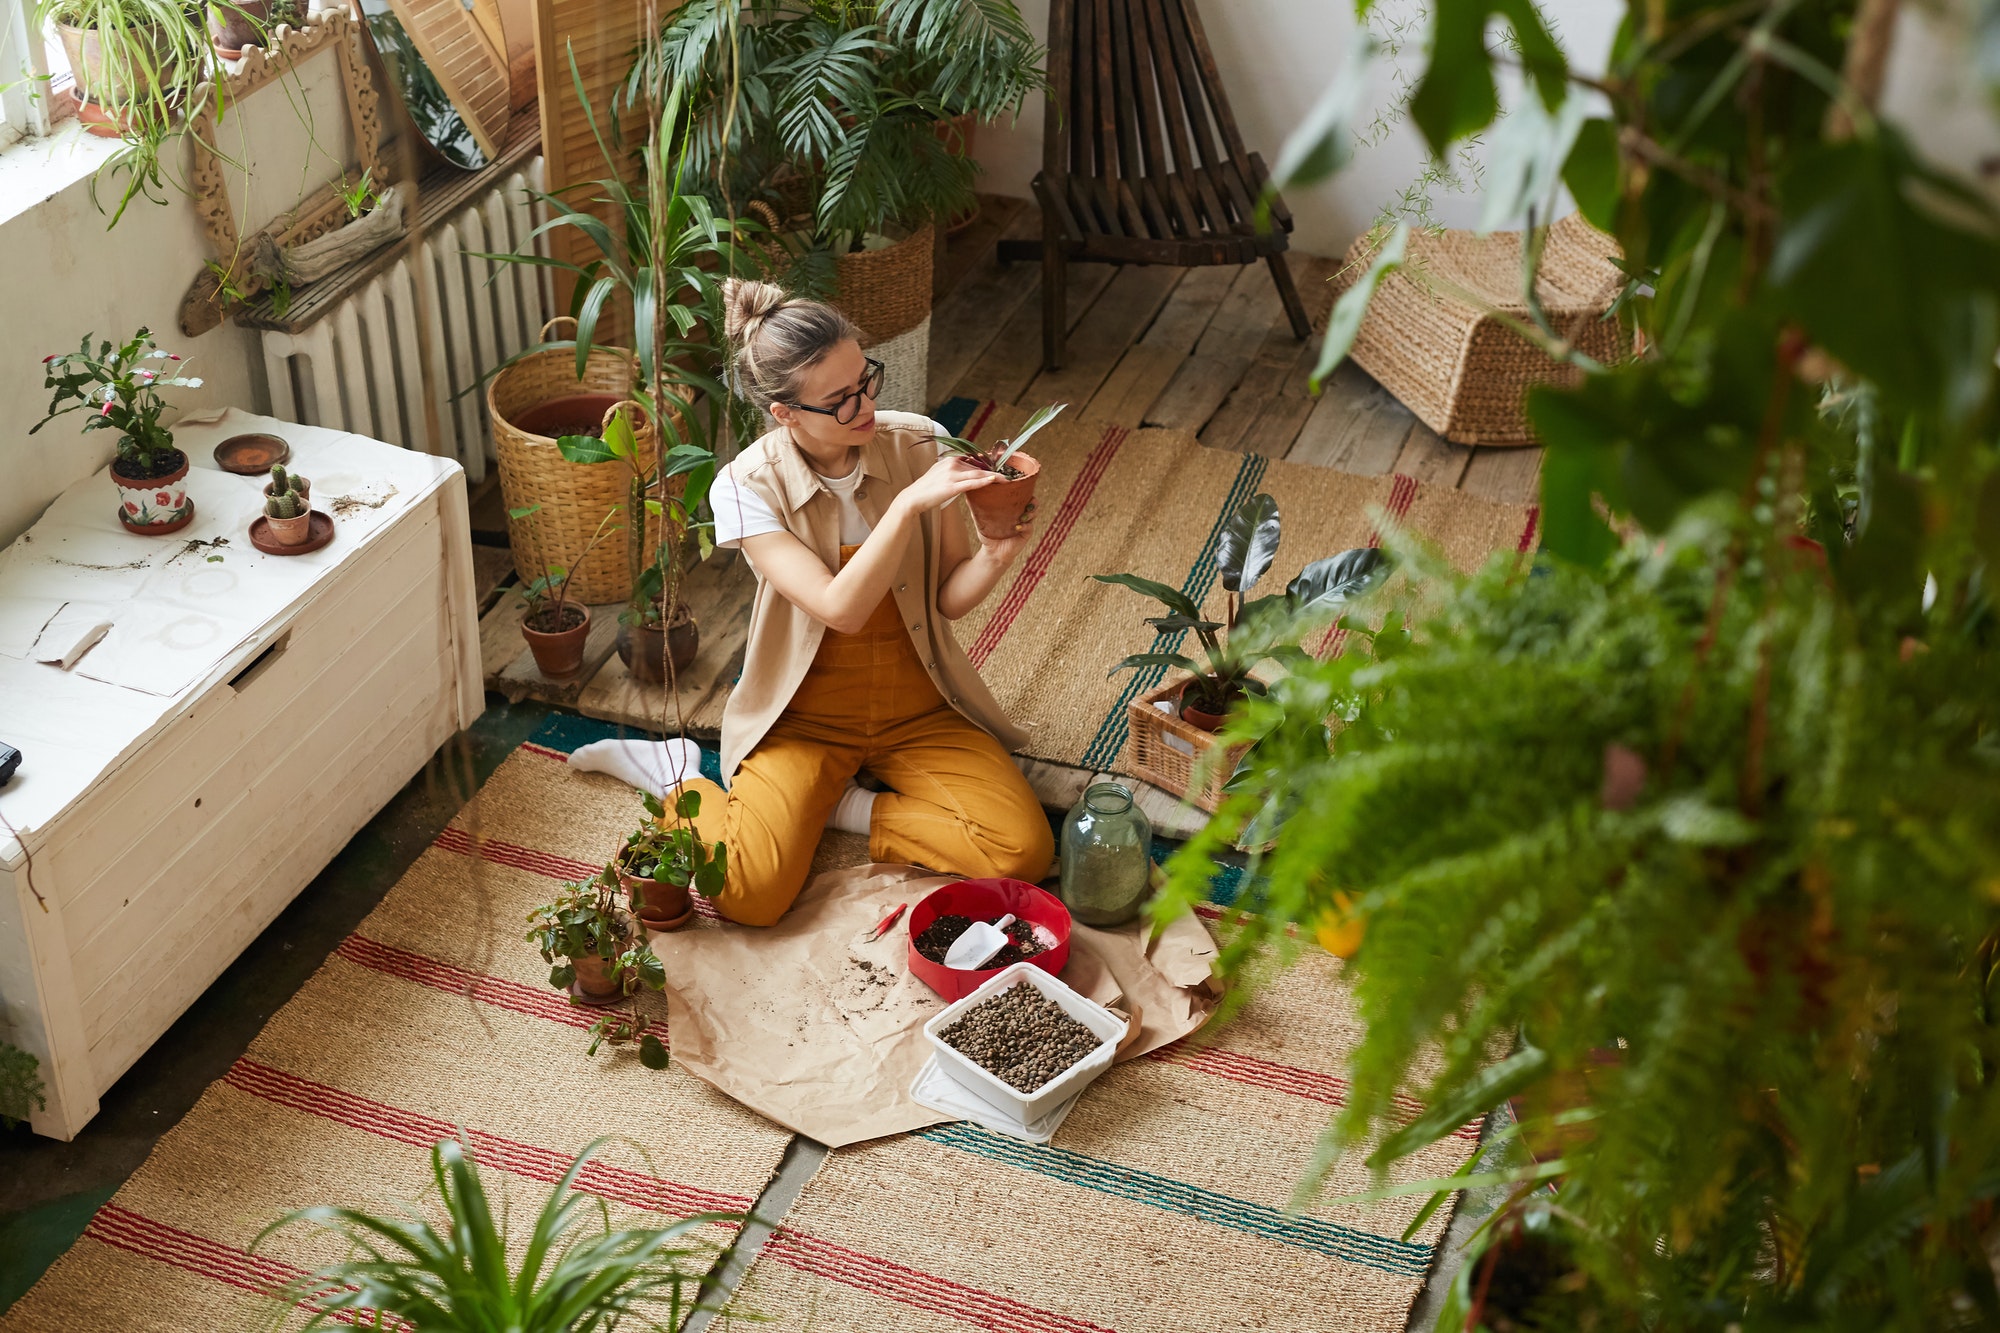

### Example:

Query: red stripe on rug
xmin=960 ymin=401 xmax=1001 ymax=445
xmin=520 ymin=742 xmax=570 ymax=762
xmin=760 ymin=1229 xmax=1118 ymax=1333
xmin=432 ymin=826 xmax=722 ymax=921
xmin=334 ymin=935 xmax=605 ymax=1032
xmin=1516 ymin=504 xmax=1541 ymax=553
xmin=1314 ymin=475 xmax=1420 ymax=659
xmin=1146 ymin=1043 xmax=1481 ymax=1142
xmin=218 ymin=1059 xmax=1111 ymax=1333
xmin=224 ymin=1059 xmax=740 ymax=1216
xmin=84 ymin=1205 xmax=402 ymax=1328
xmin=968 ymin=424 xmax=1130 ymax=669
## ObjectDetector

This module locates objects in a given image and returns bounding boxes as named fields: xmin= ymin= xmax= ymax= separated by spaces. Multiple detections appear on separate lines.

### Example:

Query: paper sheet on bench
xmin=651 ymin=863 xmax=1220 ymax=1147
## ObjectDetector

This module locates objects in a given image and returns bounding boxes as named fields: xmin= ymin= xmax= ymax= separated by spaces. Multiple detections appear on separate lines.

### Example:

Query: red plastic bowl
xmin=906 ymin=878 xmax=1072 ymax=1001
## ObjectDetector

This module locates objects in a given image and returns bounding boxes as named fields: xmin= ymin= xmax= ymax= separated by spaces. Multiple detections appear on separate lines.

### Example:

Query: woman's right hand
xmin=895 ymin=455 xmax=1002 ymax=516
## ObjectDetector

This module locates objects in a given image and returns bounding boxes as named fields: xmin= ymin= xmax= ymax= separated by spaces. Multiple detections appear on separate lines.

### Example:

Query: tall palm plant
xmin=253 ymin=1136 xmax=737 ymax=1331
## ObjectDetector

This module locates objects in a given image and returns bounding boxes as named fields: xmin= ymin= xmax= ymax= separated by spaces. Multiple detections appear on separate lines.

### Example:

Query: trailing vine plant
xmin=1160 ymin=1 xmax=2000 ymax=1328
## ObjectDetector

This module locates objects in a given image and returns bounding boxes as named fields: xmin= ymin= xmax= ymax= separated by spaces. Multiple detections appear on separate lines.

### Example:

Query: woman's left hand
xmin=979 ymin=501 xmax=1036 ymax=565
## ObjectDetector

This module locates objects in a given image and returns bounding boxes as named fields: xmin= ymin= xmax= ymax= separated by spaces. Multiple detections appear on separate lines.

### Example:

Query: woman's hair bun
xmin=723 ymin=278 xmax=790 ymax=346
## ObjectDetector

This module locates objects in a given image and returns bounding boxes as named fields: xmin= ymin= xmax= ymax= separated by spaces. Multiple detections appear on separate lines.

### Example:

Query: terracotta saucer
xmin=248 ymin=511 xmax=334 ymax=555
xmin=213 ymin=432 xmax=291 ymax=474
xmin=639 ymin=903 xmax=697 ymax=932
xmin=568 ymin=980 xmax=626 ymax=1008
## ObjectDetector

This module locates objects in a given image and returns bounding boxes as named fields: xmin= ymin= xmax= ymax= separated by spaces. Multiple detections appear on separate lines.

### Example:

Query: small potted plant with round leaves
xmin=33 ymin=327 xmax=204 ymax=535
xmin=525 ymin=871 xmax=666 ymax=1007
xmin=261 ymin=465 xmax=313 ymax=546
xmin=614 ymin=789 xmax=727 ymax=930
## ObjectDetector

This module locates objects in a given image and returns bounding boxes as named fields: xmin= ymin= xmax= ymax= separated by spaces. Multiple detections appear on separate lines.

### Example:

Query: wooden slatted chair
xmin=1008 ymin=0 xmax=1313 ymax=369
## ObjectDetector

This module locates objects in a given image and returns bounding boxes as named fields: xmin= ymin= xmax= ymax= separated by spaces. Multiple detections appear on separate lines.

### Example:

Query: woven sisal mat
xmin=0 ymin=730 xmax=804 ymax=1332
xmin=937 ymin=398 xmax=1537 ymax=773
xmin=728 ymin=920 xmax=1481 ymax=1332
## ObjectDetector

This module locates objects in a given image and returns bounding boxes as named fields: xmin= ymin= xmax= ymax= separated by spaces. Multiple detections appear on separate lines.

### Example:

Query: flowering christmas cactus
xmin=33 ymin=328 xmax=203 ymax=475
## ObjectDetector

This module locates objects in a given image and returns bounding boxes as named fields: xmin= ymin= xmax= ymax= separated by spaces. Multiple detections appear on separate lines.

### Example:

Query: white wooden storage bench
xmin=0 ymin=410 xmax=482 ymax=1139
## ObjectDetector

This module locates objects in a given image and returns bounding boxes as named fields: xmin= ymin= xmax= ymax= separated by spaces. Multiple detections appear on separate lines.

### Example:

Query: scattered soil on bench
xmin=938 ymin=982 xmax=1101 ymax=1093
xmin=914 ymin=914 xmax=1047 ymax=967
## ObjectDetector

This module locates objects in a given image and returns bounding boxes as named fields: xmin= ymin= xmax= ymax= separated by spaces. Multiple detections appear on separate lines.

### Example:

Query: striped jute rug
xmin=729 ymin=915 xmax=1480 ymax=1332
xmin=0 ymin=721 xmax=863 ymax=1333
xmin=936 ymin=397 xmax=1538 ymax=773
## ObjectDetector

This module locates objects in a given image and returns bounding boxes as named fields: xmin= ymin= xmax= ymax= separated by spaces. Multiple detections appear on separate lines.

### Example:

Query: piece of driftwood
xmin=1015 ymin=0 xmax=1311 ymax=371
xmin=253 ymin=182 xmax=410 ymax=285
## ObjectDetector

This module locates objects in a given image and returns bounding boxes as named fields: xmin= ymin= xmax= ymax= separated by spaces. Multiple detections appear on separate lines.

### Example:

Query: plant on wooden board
xmin=0 ymin=1040 xmax=46 ymax=1129
xmin=251 ymin=1135 xmax=729 ymax=1329
xmin=636 ymin=0 xmax=1044 ymax=277
xmin=1094 ymin=491 xmax=1386 ymax=727
xmin=508 ymin=505 xmax=621 ymax=636
xmin=33 ymin=327 xmax=201 ymax=476
xmin=1155 ymin=1 xmax=2000 ymax=1329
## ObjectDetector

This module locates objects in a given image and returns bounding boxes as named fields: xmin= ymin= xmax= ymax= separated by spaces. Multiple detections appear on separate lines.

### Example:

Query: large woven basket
xmin=1335 ymin=212 xmax=1630 ymax=445
xmin=489 ymin=317 xmax=660 ymax=604
xmin=1124 ymin=677 xmax=1251 ymax=814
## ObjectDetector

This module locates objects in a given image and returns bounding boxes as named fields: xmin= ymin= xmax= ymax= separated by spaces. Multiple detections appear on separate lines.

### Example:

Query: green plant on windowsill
xmin=252 ymin=1135 xmax=733 ymax=1330
xmin=35 ymin=0 xmax=213 ymax=225
xmin=638 ymin=0 xmax=1044 ymax=281
xmin=1094 ymin=491 xmax=1386 ymax=728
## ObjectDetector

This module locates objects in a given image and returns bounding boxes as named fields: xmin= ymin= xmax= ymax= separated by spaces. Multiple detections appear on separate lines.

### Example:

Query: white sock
xmin=827 ymin=780 xmax=877 ymax=835
xmin=569 ymin=738 xmax=708 ymax=797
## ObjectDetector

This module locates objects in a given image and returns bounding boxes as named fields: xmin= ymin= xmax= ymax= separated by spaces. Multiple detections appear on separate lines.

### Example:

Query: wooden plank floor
xmin=475 ymin=196 xmax=1543 ymax=833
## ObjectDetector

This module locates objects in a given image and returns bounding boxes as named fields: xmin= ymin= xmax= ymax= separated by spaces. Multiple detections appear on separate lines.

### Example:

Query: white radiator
xmin=259 ymin=157 xmax=553 ymax=484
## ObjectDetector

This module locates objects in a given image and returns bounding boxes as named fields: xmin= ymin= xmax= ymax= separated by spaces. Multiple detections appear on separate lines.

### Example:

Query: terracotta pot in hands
xmin=965 ymin=453 xmax=1040 ymax=540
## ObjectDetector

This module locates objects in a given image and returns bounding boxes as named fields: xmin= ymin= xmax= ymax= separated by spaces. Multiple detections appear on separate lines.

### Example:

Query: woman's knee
xmin=967 ymin=801 xmax=1055 ymax=883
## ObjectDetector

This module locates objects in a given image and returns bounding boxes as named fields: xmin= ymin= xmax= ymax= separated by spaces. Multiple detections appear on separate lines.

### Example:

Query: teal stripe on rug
xmin=527 ymin=716 xmax=724 ymax=784
xmin=1079 ymin=452 xmax=1271 ymax=771
xmin=932 ymin=396 xmax=982 ymax=437
xmin=915 ymin=1123 xmax=1432 ymax=1277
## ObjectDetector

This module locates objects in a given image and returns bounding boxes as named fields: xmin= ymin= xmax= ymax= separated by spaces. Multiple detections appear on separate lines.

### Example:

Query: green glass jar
xmin=1059 ymin=782 xmax=1154 ymax=927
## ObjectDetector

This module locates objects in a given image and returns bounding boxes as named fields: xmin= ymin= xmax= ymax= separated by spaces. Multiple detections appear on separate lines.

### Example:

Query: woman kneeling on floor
xmin=666 ymin=279 xmax=1054 ymax=926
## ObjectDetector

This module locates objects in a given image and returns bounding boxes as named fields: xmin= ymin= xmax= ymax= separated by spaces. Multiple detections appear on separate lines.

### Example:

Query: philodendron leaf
xmin=1091 ymin=572 xmax=1202 ymax=621
xmin=1287 ymin=549 xmax=1390 ymax=613
xmin=1311 ymin=224 xmax=1409 ymax=393
xmin=556 ymin=433 xmax=621 ymax=466
xmin=1218 ymin=492 xmax=1282 ymax=593
xmin=602 ymin=406 xmax=638 ymax=462
xmin=1107 ymin=651 xmax=1206 ymax=679
xmin=1144 ymin=615 xmax=1225 ymax=634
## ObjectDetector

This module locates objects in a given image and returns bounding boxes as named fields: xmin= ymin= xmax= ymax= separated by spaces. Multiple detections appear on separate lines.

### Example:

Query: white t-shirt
xmin=710 ymin=419 xmax=950 ymax=549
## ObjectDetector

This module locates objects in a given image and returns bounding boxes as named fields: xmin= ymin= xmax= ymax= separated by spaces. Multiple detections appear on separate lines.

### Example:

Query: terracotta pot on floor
xmin=570 ymin=952 xmax=624 ymax=1003
xmin=615 ymin=604 xmax=699 ymax=684
xmin=521 ymin=604 xmax=591 ymax=679
xmin=110 ymin=451 xmax=195 ymax=534
xmin=964 ymin=453 xmax=1039 ymax=540
xmin=620 ymin=869 xmax=694 ymax=930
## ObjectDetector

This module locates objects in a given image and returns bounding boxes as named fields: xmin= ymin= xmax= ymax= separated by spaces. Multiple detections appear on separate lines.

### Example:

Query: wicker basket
xmin=1335 ymin=212 xmax=1630 ymax=446
xmin=1124 ymin=677 xmax=1251 ymax=814
xmin=747 ymin=203 xmax=934 ymax=347
xmin=489 ymin=317 xmax=660 ymax=605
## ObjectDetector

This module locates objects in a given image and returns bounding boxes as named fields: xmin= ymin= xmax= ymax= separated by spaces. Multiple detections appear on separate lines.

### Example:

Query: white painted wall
xmin=972 ymin=0 xmax=1618 ymax=258
xmin=0 ymin=55 xmax=352 ymax=547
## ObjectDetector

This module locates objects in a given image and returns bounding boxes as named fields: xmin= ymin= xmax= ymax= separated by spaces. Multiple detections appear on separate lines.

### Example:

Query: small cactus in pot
xmin=263 ymin=467 xmax=313 ymax=546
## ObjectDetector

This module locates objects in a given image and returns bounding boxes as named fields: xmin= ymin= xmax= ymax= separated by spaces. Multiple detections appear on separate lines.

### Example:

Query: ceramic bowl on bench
xmin=906 ymin=878 xmax=1071 ymax=1001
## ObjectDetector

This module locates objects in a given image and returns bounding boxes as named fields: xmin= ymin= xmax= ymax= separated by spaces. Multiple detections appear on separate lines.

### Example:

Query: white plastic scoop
xmin=944 ymin=914 xmax=1017 ymax=970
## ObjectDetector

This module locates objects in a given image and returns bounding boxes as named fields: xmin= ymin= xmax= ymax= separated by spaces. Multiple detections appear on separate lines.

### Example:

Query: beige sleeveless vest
xmin=716 ymin=410 xmax=1028 ymax=781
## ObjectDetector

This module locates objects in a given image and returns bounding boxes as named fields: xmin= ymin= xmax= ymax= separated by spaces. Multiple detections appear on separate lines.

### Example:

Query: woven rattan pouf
xmin=1335 ymin=212 xmax=1629 ymax=446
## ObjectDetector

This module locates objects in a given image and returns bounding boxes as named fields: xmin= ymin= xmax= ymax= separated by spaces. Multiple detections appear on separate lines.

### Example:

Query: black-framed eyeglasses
xmin=785 ymin=358 xmax=886 ymax=425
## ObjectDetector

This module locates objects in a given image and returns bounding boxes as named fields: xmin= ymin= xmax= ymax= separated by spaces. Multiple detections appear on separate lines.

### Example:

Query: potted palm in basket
xmin=33 ymin=327 xmax=205 ymax=534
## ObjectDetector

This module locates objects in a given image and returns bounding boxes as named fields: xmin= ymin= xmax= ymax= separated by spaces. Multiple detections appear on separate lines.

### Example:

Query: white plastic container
xmin=923 ymin=961 xmax=1128 ymax=1124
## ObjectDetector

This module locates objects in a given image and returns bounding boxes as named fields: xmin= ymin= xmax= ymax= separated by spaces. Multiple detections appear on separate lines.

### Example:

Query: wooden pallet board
xmin=481 ymin=598 xmax=624 ymax=706
xmin=573 ymin=551 xmax=757 ymax=740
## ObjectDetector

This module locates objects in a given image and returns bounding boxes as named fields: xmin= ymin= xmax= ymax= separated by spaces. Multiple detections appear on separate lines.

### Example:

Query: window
xmin=1 ymin=0 xmax=70 ymax=147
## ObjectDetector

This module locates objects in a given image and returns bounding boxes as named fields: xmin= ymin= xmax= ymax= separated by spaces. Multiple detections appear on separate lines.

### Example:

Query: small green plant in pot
xmin=260 ymin=464 xmax=313 ymax=546
xmin=206 ymin=0 xmax=303 ymax=59
xmin=615 ymin=788 xmax=727 ymax=930
xmin=509 ymin=505 xmax=621 ymax=680
xmin=252 ymin=1135 xmax=725 ymax=1328
xmin=934 ymin=402 xmax=1065 ymax=540
xmin=33 ymin=327 xmax=204 ymax=534
xmin=1094 ymin=492 xmax=1388 ymax=730
xmin=526 ymin=870 xmax=667 ymax=1010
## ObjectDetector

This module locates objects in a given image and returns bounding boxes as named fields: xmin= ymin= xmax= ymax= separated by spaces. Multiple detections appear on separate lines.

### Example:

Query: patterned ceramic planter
xmin=110 ymin=452 xmax=195 ymax=535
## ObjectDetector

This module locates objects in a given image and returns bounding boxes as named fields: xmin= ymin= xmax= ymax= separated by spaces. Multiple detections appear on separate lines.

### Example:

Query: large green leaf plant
xmin=1158 ymin=3 xmax=2000 ymax=1329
